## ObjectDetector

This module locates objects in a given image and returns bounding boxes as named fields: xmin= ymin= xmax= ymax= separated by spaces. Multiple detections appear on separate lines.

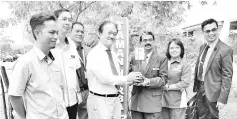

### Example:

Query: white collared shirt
xmin=146 ymin=51 xmax=152 ymax=64
xmin=53 ymin=37 xmax=81 ymax=107
xmin=86 ymin=42 xmax=127 ymax=94
xmin=69 ymin=37 xmax=86 ymax=68
xmin=201 ymin=39 xmax=219 ymax=81
xmin=8 ymin=46 xmax=68 ymax=119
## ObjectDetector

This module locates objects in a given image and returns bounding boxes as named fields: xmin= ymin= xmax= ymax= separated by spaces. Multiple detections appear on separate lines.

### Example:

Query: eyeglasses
xmin=76 ymin=30 xmax=84 ymax=34
xmin=142 ymin=38 xmax=153 ymax=42
xmin=204 ymin=28 xmax=218 ymax=34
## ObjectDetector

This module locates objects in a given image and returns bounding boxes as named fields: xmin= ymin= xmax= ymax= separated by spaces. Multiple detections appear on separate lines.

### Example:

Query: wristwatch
xmin=167 ymin=85 xmax=170 ymax=91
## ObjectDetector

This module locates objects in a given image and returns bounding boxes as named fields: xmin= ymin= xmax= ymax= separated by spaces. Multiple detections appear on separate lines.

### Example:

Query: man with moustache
xmin=130 ymin=31 xmax=167 ymax=119
xmin=69 ymin=22 xmax=90 ymax=119
xmin=86 ymin=21 xmax=143 ymax=119
xmin=53 ymin=9 xmax=81 ymax=119
xmin=193 ymin=18 xmax=233 ymax=118
xmin=8 ymin=12 xmax=68 ymax=119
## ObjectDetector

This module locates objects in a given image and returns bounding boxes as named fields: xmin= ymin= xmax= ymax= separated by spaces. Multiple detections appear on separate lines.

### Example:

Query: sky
xmin=0 ymin=1 xmax=11 ymax=19
xmin=183 ymin=0 xmax=237 ymax=27
xmin=1 ymin=0 xmax=237 ymax=49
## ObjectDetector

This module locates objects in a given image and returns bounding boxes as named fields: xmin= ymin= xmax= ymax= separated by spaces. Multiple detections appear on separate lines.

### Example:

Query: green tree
xmin=0 ymin=36 xmax=15 ymax=60
xmin=4 ymin=1 xmax=191 ymax=57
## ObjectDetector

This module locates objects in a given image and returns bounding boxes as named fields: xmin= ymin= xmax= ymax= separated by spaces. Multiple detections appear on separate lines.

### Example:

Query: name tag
xmin=71 ymin=55 xmax=75 ymax=58
xmin=152 ymin=68 xmax=159 ymax=70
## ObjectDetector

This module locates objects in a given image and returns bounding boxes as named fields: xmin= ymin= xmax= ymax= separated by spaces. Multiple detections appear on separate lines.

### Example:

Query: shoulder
xmin=87 ymin=44 xmax=100 ymax=57
xmin=83 ymin=45 xmax=92 ymax=55
xmin=14 ymin=50 xmax=35 ymax=68
xmin=219 ymin=40 xmax=233 ymax=53
xmin=18 ymin=50 xmax=35 ymax=62
xmin=154 ymin=52 xmax=167 ymax=61
xmin=129 ymin=52 xmax=135 ymax=61
xmin=199 ymin=44 xmax=206 ymax=50
xmin=180 ymin=59 xmax=191 ymax=69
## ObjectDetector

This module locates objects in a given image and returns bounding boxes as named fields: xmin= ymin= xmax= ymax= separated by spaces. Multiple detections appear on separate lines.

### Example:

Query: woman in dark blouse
xmin=161 ymin=38 xmax=192 ymax=119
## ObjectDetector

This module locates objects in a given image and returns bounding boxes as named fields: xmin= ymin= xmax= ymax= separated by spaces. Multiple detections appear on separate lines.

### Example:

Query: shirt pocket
xmin=152 ymin=90 xmax=162 ymax=102
xmin=50 ymin=65 xmax=63 ymax=87
xmin=68 ymin=55 xmax=80 ymax=69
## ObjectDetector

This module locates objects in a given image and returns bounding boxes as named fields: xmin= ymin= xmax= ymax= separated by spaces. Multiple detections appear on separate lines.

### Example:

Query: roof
xmin=182 ymin=21 xmax=224 ymax=31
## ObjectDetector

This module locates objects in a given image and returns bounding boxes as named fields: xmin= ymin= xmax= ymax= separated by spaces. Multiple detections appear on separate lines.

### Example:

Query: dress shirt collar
xmin=206 ymin=38 xmax=218 ymax=49
xmin=33 ymin=46 xmax=55 ymax=62
xmin=56 ymin=37 xmax=73 ymax=49
xmin=97 ymin=42 xmax=109 ymax=51
xmin=168 ymin=57 xmax=182 ymax=69
xmin=146 ymin=51 xmax=152 ymax=58
xmin=169 ymin=57 xmax=181 ymax=64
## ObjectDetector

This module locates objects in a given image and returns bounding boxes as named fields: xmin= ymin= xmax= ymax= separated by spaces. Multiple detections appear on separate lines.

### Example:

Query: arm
xmin=87 ymin=52 xmax=127 ymax=85
xmin=9 ymin=96 xmax=26 ymax=119
xmin=218 ymin=48 xmax=233 ymax=104
xmin=149 ymin=56 xmax=168 ymax=88
xmin=8 ymin=59 xmax=29 ymax=119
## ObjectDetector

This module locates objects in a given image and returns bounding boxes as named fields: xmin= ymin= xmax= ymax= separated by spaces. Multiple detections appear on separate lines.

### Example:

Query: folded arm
xmin=168 ymin=63 xmax=192 ymax=91
xmin=149 ymin=57 xmax=168 ymax=88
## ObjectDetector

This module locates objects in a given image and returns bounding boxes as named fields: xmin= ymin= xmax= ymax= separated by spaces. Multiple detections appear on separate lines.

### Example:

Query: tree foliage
xmin=3 ymin=1 xmax=195 ymax=60
xmin=0 ymin=36 xmax=15 ymax=59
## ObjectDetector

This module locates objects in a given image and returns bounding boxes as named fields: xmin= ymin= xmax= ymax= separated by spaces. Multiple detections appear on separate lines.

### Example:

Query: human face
xmin=202 ymin=22 xmax=219 ymax=43
xmin=99 ymin=23 xmax=117 ymax=49
xmin=169 ymin=41 xmax=181 ymax=59
xmin=56 ymin=11 xmax=72 ymax=34
xmin=71 ymin=24 xmax=84 ymax=43
xmin=35 ymin=20 xmax=58 ymax=50
xmin=141 ymin=34 xmax=154 ymax=51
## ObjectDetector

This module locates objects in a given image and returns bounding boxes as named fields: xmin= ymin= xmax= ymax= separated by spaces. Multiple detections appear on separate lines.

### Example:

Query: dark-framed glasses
xmin=204 ymin=28 xmax=218 ymax=34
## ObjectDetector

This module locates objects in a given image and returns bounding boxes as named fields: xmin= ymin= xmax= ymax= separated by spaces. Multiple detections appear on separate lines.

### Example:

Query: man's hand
xmin=137 ymin=78 xmax=150 ymax=86
xmin=127 ymin=72 xmax=143 ymax=83
xmin=216 ymin=102 xmax=225 ymax=110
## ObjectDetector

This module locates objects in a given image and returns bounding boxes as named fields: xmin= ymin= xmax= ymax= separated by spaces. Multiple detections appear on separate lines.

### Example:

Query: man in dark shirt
xmin=70 ymin=22 xmax=90 ymax=119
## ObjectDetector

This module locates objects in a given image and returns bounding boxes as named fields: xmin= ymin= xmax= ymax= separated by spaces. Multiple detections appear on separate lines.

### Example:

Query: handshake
xmin=126 ymin=72 xmax=150 ymax=86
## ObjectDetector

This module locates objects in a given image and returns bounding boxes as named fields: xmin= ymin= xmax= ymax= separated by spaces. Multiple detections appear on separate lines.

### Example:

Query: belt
xmin=89 ymin=91 xmax=119 ymax=97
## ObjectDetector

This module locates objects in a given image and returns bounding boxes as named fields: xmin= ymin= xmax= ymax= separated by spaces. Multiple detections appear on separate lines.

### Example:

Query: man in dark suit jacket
xmin=193 ymin=18 xmax=233 ymax=118
xmin=70 ymin=22 xmax=91 ymax=119
xmin=130 ymin=31 xmax=168 ymax=119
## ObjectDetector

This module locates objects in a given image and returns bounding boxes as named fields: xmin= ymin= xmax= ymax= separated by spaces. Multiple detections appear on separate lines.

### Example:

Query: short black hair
xmin=166 ymin=38 xmax=185 ymax=60
xmin=72 ymin=22 xmax=84 ymax=30
xmin=201 ymin=18 xmax=218 ymax=31
xmin=140 ymin=31 xmax=155 ymax=42
xmin=54 ymin=9 xmax=70 ymax=18
xmin=30 ymin=12 xmax=56 ymax=40
xmin=98 ymin=21 xmax=118 ymax=34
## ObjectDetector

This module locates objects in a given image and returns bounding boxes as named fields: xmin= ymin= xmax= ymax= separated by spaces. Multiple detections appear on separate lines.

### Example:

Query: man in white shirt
xmin=70 ymin=21 xmax=91 ymax=119
xmin=53 ymin=9 xmax=80 ymax=119
xmin=8 ymin=12 xmax=68 ymax=119
xmin=86 ymin=21 xmax=143 ymax=119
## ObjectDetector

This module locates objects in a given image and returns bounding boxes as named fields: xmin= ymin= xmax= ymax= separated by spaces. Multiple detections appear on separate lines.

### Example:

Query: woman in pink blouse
xmin=161 ymin=38 xmax=192 ymax=119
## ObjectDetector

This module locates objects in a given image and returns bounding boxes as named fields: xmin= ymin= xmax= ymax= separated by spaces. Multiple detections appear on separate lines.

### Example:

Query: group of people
xmin=7 ymin=8 xmax=233 ymax=119
xmin=129 ymin=18 xmax=233 ymax=119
